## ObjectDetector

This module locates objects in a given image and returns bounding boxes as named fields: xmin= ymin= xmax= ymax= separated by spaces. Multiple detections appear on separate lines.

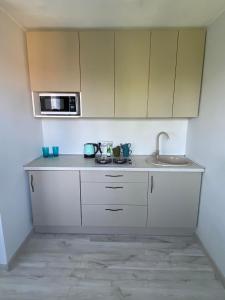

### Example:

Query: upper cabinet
xmin=115 ymin=31 xmax=150 ymax=118
xmin=26 ymin=31 xmax=80 ymax=92
xmin=148 ymin=30 xmax=178 ymax=118
xmin=26 ymin=29 xmax=206 ymax=118
xmin=173 ymin=29 xmax=206 ymax=117
xmin=80 ymin=31 xmax=114 ymax=117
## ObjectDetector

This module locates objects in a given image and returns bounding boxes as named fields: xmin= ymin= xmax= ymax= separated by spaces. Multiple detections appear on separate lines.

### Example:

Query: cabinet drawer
xmin=80 ymin=171 xmax=148 ymax=183
xmin=81 ymin=182 xmax=147 ymax=205
xmin=82 ymin=205 xmax=147 ymax=227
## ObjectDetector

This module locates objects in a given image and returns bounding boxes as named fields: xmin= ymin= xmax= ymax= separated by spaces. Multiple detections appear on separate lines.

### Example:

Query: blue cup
xmin=121 ymin=143 xmax=132 ymax=158
xmin=42 ymin=147 xmax=49 ymax=158
xmin=52 ymin=146 xmax=59 ymax=157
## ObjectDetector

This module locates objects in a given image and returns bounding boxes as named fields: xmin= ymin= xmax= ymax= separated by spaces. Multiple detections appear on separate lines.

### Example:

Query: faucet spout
xmin=155 ymin=131 xmax=170 ymax=159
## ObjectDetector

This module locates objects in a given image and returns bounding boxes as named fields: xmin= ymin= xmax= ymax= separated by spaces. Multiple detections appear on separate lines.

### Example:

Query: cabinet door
xmin=29 ymin=171 xmax=81 ymax=227
xmin=173 ymin=29 xmax=205 ymax=117
xmin=148 ymin=172 xmax=201 ymax=229
xmin=148 ymin=30 xmax=178 ymax=117
xmin=80 ymin=31 xmax=114 ymax=117
xmin=115 ymin=31 xmax=150 ymax=117
xmin=26 ymin=31 xmax=80 ymax=91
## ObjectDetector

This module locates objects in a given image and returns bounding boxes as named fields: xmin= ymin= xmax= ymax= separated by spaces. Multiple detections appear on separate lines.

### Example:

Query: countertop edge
xmin=23 ymin=166 xmax=205 ymax=172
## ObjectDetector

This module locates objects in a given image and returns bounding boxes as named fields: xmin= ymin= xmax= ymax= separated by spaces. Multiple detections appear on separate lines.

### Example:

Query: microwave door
xmin=40 ymin=96 xmax=64 ymax=112
xmin=51 ymin=97 xmax=63 ymax=111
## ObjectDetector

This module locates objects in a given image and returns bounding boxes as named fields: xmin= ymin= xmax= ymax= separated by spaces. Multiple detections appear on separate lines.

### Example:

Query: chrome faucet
xmin=155 ymin=131 xmax=170 ymax=159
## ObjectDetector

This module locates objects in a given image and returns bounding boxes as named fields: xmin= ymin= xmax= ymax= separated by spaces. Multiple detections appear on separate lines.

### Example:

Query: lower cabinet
xmin=147 ymin=172 xmax=201 ymax=229
xmin=81 ymin=170 xmax=148 ymax=227
xmin=28 ymin=169 xmax=202 ymax=234
xmin=29 ymin=171 xmax=81 ymax=227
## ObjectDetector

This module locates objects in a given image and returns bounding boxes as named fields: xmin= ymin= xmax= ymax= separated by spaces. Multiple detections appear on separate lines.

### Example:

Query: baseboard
xmin=196 ymin=234 xmax=225 ymax=289
xmin=34 ymin=225 xmax=195 ymax=236
xmin=5 ymin=228 xmax=33 ymax=271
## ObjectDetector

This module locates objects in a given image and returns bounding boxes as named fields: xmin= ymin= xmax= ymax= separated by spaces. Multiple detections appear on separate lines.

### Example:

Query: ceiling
xmin=1 ymin=0 xmax=225 ymax=29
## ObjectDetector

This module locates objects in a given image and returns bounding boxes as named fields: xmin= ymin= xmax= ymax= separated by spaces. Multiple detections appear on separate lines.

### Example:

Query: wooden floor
xmin=0 ymin=234 xmax=225 ymax=300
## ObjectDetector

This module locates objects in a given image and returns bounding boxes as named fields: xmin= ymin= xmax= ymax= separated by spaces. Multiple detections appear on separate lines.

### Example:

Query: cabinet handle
xmin=105 ymin=175 xmax=123 ymax=178
xmin=105 ymin=186 xmax=124 ymax=189
xmin=105 ymin=208 xmax=123 ymax=212
xmin=151 ymin=176 xmax=154 ymax=193
xmin=30 ymin=175 xmax=34 ymax=192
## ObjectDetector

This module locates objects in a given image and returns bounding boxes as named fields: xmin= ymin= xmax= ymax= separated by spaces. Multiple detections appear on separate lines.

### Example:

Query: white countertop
xmin=23 ymin=155 xmax=204 ymax=172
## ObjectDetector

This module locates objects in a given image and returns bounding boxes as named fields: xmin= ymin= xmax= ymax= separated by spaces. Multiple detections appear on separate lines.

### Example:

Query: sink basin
xmin=151 ymin=155 xmax=190 ymax=166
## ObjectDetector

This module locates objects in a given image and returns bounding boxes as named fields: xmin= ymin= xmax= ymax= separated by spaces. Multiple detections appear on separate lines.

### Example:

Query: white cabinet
xmin=147 ymin=172 xmax=201 ymax=229
xmin=29 ymin=171 xmax=81 ymax=228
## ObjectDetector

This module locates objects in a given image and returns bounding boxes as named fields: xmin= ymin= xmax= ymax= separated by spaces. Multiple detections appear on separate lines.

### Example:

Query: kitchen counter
xmin=24 ymin=155 xmax=204 ymax=172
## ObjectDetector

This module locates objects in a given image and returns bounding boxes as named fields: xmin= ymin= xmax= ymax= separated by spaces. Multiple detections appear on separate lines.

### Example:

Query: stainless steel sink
xmin=151 ymin=155 xmax=191 ymax=166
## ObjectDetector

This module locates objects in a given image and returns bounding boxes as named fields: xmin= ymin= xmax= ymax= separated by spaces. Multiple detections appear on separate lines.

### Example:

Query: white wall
xmin=0 ymin=10 xmax=42 ymax=265
xmin=186 ymin=12 xmax=225 ymax=277
xmin=42 ymin=119 xmax=188 ymax=155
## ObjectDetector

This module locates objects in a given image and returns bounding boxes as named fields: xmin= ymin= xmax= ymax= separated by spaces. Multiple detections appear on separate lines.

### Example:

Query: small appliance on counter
xmin=99 ymin=141 xmax=113 ymax=157
xmin=84 ymin=143 xmax=101 ymax=158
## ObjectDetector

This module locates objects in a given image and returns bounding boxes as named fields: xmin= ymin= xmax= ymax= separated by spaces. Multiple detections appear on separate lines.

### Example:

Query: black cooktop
xmin=95 ymin=157 xmax=112 ymax=164
xmin=95 ymin=156 xmax=132 ymax=165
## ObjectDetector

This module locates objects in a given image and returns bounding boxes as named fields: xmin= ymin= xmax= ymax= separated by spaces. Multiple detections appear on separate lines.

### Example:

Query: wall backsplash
xmin=42 ymin=119 xmax=188 ymax=155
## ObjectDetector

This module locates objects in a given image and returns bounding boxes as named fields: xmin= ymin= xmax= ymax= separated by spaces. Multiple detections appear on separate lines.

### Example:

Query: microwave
xmin=39 ymin=93 xmax=80 ymax=115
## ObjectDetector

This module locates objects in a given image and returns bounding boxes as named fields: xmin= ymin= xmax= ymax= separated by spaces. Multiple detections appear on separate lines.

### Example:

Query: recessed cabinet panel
xmin=173 ymin=29 xmax=206 ymax=117
xmin=80 ymin=31 xmax=114 ymax=117
xmin=148 ymin=30 xmax=178 ymax=117
xmin=26 ymin=31 xmax=80 ymax=91
xmin=29 ymin=171 xmax=81 ymax=227
xmin=148 ymin=172 xmax=201 ymax=229
xmin=115 ymin=31 xmax=150 ymax=117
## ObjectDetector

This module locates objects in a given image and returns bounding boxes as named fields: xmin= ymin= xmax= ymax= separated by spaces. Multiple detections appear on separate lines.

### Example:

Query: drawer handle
xmin=105 ymin=186 xmax=124 ymax=189
xmin=105 ymin=175 xmax=123 ymax=177
xmin=105 ymin=209 xmax=123 ymax=212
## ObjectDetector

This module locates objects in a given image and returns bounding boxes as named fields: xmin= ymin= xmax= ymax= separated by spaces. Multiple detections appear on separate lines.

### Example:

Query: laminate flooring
xmin=0 ymin=234 xmax=225 ymax=300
